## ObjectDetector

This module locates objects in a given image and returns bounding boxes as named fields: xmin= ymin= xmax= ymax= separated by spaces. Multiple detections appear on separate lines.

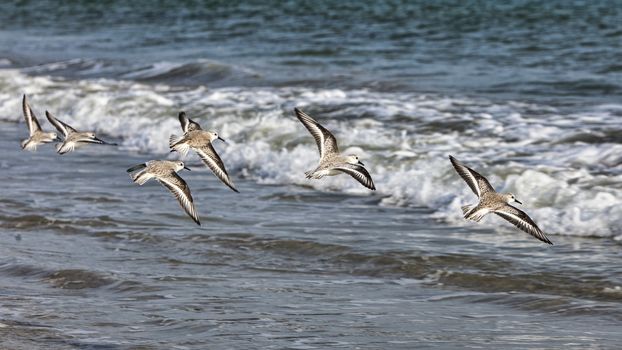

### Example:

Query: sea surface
xmin=0 ymin=1 xmax=621 ymax=349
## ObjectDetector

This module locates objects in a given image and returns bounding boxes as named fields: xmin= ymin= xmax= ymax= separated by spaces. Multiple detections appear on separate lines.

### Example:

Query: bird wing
xmin=294 ymin=108 xmax=339 ymax=161
xmin=494 ymin=204 xmax=553 ymax=244
xmin=334 ymin=163 xmax=376 ymax=190
xmin=74 ymin=134 xmax=116 ymax=145
xmin=22 ymin=95 xmax=42 ymax=135
xmin=46 ymin=111 xmax=77 ymax=137
xmin=158 ymin=173 xmax=201 ymax=225
xmin=75 ymin=136 xmax=104 ymax=144
xmin=194 ymin=143 xmax=239 ymax=192
xmin=126 ymin=163 xmax=147 ymax=173
xmin=449 ymin=155 xmax=495 ymax=198
xmin=179 ymin=111 xmax=202 ymax=133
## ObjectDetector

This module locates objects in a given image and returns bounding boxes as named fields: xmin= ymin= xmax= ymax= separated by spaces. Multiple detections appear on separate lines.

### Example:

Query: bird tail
xmin=305 ymin=170 xmax=325 ymax=179
xmin=133 ymin=171 xmax=152 ymax=185
xmin=169 ymin=134 xmax=190 ymax=156
xmin=127 ymin=165 xmax=151 ymax=185
xmin=461 ymin=204 xmax=474 ymax=217
xmin=21 ymin=138 xmax=34 ymax=151
xmin=463 ymin=205 xmax=487 ymax=222
xmin=56 ymin=140 xmax=79 ymax=154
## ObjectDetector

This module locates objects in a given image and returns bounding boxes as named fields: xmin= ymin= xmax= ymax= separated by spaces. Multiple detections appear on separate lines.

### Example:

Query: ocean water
xmin=0 ymin=1 xmax=621 ymax=349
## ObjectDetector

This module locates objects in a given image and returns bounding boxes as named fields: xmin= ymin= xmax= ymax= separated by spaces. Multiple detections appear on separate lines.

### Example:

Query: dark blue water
xmin=1 ymin=0 xmax=621 ymax=102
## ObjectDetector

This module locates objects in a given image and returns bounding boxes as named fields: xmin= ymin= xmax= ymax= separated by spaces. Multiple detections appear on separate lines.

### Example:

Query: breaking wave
xmin=0 ymin=69 xmax=620 ymax=238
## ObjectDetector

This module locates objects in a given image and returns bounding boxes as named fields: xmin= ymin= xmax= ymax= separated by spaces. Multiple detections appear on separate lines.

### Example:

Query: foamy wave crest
xmin=0 ymin=69 xmax=620 ymax=238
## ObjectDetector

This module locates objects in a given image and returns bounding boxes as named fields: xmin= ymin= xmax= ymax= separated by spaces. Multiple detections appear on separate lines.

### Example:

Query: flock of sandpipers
xmin=18 ymin=94 xmax=553 ymax=245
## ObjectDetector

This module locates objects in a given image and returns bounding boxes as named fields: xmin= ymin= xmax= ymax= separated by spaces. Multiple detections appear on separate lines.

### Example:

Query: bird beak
xmin=184 ymin=166 xmax=191 ymax=171
xmin=358 ymin=161 xmax=365 ymax=166
xmin=515 ymin=199 xmax=523 ymax=205
xmin=218 ymin=136 xmax=226 ymax=143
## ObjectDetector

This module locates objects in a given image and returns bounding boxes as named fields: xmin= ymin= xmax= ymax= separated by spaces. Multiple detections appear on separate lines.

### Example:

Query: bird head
xmin=505 ymin=193 xmax=522 ymax=205
xmin=209 ymin=131 xmax=226 ymax=143
xmin=49 ymin=132 xmax=61 ymax=141
xmin=176 ymin=161 xmax=191 ymax=172
xmin=346 ymin=155 xmax=364 ymax=166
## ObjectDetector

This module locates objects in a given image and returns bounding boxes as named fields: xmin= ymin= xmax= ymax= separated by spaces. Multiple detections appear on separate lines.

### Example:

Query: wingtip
xmin=22 ymin=95 xmax=29 ymax=116
xmin=178 ymin=111 xmax=186 ymax=118
xmin=449 ymin=155 xmax=463 ymax=169
xmin=293 ymin=107 xmax=306 ymax=118
xmin=537 ymin=228 xmax=553 ymax=245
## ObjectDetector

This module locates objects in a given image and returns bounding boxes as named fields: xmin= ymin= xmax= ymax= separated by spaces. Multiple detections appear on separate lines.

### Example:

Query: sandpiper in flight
xmin=20 ymin=95 xmax=60 ymax=151
xmin=127 ymin=160 xmax=200 ymax=225
xmin=294 ymin=108 xmax=376 ymax=190
xmin=46 ymin=111 xmax=117 ymax=154
xmin=169 ymin=112 xmax=239 ymax=192
xmin=449 ymin=155 xmax=552 ymax=244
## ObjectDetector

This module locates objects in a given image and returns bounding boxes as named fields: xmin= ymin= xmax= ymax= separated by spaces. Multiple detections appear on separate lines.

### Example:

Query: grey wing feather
xmin=294 ymin=108 xmax=339 ymax=160
xmin=46 ymin=111 xmax=77 ymax=137
xmin=449 ymin=155 xmax=495 ymax=198
xmin=334 ymin=163 xmax=376 ymax=190
xmin=195 ymin=144 xmax=239 ymax=192
xmin=76 ymin=137 xmax=104 ymax=144
xmin=22 ymin=95 xmax=42 ymax=135
xmin=126 ymin=163 xmax=147 ymax=173
xmin=158 ymin=173 xmax=201 ymax=225
xmin=494 ymin=205 xmax=553 ymax=244
xmin=29 ymin=107 xmax=43 ymax=133
xmin=179 ymin=112 xmax=202 ymax=133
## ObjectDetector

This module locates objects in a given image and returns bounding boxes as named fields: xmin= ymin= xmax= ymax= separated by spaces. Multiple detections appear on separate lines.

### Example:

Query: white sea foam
xmin=0 ymin=69 xmax=620 ymax=238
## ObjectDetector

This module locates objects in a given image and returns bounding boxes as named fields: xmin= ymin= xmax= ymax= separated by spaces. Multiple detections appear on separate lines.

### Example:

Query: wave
xmin=178 ymin=233 xmax=622 ymax=309
xmin=0 ymin=69 xmax=620 ymax=238
xmin=18 ymin=58 xmax=260 ymax=86
xmin=0 ymin=262 xmax=114 ymax=289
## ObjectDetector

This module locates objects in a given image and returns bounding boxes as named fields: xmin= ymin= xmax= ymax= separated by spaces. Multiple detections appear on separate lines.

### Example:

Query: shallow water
xmin=1 ymin=120 xmax=621 ymax=349
xmin=1 ymin=0 xmax=622 ymax=349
